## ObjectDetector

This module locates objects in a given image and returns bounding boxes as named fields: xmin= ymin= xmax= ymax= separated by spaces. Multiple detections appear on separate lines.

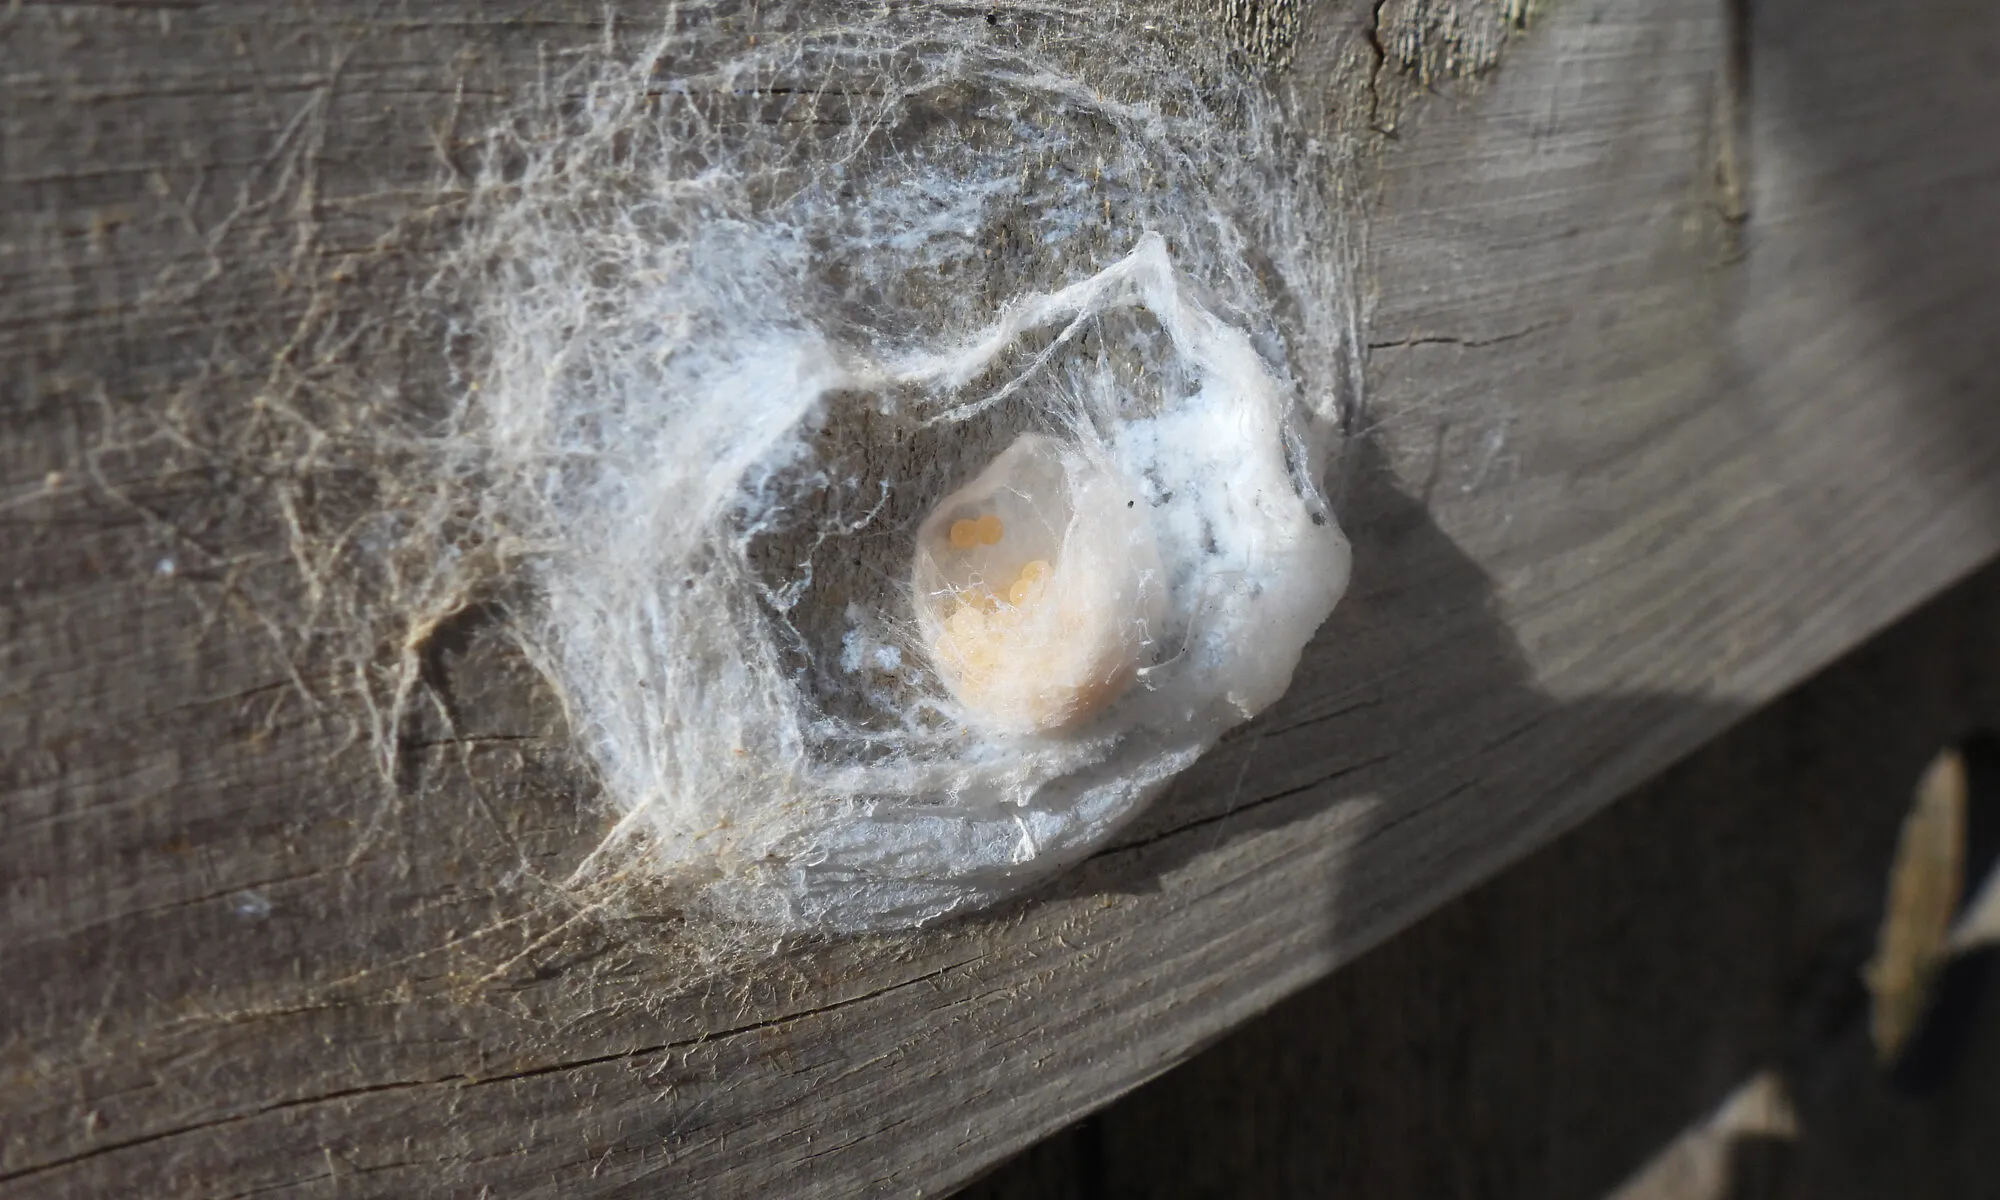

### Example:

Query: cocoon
xmin=414 ymin=3 xmax=1361 ymax=931
xmin=913 ymin=433 xmax=1166 ymax=735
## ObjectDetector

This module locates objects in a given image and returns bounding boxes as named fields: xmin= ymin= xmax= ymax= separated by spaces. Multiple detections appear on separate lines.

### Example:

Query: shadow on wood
xmin=960 ymin=556 xmax=2000 ymax=1200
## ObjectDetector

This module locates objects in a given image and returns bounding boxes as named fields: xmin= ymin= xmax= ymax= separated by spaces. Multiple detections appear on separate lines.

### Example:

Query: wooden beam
xmin=965 ymin=556 xmax=2000 ymax=1200
xmin=4 ymin=0 xmax=1997 ymax=1195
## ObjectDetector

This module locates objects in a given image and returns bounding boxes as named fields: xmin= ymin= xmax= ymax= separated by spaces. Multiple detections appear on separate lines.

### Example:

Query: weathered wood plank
xmin=963 ymin=556 xmax=2000 ymax=1200
xmin=4 ymin=0 xmax=1999 ymax=1196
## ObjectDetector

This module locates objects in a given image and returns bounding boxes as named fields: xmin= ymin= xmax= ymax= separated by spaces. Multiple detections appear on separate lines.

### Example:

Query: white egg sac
xmin=912 ymin=434 xmax=1167 ymax=735
xmin=430 ymin=0 xmax=1360 ymax=931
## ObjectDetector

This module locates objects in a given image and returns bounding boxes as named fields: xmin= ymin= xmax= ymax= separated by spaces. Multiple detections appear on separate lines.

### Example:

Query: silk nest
xmin=411 ymin=1 xmax=1359 ymax=931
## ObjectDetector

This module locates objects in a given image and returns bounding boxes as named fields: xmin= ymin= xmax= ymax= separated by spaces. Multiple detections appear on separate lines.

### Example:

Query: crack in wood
xmin=1365 ymin=320 xmax=1559 ymax=351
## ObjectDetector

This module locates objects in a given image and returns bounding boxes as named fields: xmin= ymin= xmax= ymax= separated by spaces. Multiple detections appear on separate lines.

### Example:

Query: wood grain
xmin=5 ymin=0 xmax=1999 ymax=1196
xmin=961 ymin=557 xmax=2000 ymax=1200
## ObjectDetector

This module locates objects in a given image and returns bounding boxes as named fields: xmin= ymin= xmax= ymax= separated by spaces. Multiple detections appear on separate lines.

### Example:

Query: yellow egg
xmin=946 ymin=604 xmax=987 ymax=639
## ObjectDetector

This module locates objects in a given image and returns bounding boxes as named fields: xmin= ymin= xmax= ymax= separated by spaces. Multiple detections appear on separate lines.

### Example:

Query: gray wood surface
xmin=5 ymin=0 xmax=1999 ymax=1196
xmin=962 ymin=556 xmax=2000 ymax=1200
